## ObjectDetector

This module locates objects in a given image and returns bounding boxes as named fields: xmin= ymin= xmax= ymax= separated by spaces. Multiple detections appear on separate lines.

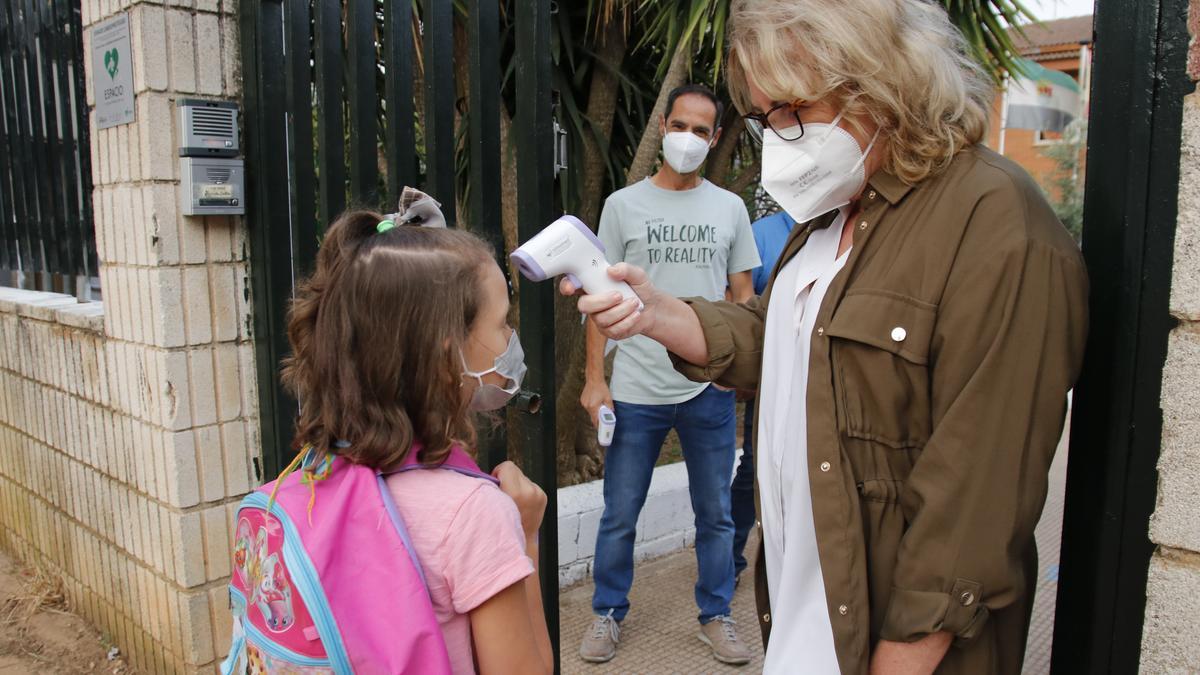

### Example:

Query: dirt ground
xmin=0 ymin=548 xmax=136 ymax=675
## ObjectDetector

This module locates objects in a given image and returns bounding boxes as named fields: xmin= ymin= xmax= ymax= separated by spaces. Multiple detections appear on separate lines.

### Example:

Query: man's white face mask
xmin=661 ymin=131 xmax=713 ymax=174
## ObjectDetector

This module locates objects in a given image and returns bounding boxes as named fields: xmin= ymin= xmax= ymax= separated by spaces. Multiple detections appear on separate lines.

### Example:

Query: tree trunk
xmin=413 ymin=13 xmax=426 ymax=170
xmin=728 ymin=157 xmax=762 ymax=196
xmin=453 ymin=19 xmax=470 ymax=225
xmin=499 ymin=115 xmax=520 ymax=274
xmin=624 ymin=34 xmax=693 ymax=185
xmin=555 ymin=18 xmax=628 ymax=484
xmin=577 ymin=25 xmax=628 ymax=230
xmin=704 ymin=105 xmax=745 ymax=188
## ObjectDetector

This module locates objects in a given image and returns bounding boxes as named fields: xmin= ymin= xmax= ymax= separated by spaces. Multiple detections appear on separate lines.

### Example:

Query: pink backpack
xmin=221 ymin=444 xmax=498 ymax=674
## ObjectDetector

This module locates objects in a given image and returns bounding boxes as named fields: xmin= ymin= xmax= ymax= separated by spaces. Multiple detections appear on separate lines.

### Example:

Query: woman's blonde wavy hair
xmin=727 ymin=0 xmax=995 ymax=184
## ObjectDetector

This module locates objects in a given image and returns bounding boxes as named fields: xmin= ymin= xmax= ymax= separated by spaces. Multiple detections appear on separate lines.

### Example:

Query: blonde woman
xmin=563 ymin=1 xmax=1088 ymax=673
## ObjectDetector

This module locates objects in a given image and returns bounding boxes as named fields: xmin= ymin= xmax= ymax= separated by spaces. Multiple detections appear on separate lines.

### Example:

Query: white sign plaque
xmin=92 ymin=13 xmax=135 ymax=129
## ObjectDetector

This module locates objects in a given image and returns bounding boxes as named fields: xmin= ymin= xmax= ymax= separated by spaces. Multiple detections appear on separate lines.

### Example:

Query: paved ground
xmin=1022 ymin=427 xmax=1071 ymax=675
xmin=560 ymin=430 xmax=1070 ymax=674
xmin=560 ymin=530 xmax=765 ymax=674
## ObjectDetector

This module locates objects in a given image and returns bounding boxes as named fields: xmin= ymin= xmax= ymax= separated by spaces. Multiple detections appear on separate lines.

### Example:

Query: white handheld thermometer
xmin=597 ymin=405 xmax=616 ymax=447
xmin=510 ymin=216 xmax=643 ymax=310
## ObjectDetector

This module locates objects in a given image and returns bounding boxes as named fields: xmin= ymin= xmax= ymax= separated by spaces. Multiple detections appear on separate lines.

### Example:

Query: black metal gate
xmin=238 ymin=0 xmax=560 ymax=659
xmin=0 ymin=0 xmax=95 ymax=295
xmin=1053 ymin=0 xmax=1189 ymax=671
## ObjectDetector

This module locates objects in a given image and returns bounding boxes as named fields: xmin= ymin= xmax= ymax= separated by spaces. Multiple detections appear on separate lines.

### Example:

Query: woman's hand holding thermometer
xmin=510 ymin=216 xmax=644 ymax=311
xmin=511 ymin=215 xmax=710 ymax=375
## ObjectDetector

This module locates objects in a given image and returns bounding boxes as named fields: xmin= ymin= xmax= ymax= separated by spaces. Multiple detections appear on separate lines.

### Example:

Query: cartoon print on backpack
xmin=245 ymin=642 xmax=266 ymax=675
xmin=255 ymin=551 xmax=295 ymax=632
xmin=233 ymin=518 xmax=252 ymax=587
xmin=233 ymin=516 xmax=296 ymax=633
xmin=244 ymin=641 xmax=330 ymax=675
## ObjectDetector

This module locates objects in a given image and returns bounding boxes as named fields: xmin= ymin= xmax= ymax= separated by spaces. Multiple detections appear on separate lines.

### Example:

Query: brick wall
xmin=1140 ymin=0 xmax=1200 ymax=670
xmin=0 ymin=1 xmax=256 ymax=672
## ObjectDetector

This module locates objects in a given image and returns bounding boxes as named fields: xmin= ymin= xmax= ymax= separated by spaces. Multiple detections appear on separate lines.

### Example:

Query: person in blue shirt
xmin=731 ymin=208 xmax=796 ymax=582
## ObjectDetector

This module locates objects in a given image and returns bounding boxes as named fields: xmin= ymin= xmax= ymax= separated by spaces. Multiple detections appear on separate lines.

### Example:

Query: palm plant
xmin=946 ymin=0 xmax=1037 ymax=81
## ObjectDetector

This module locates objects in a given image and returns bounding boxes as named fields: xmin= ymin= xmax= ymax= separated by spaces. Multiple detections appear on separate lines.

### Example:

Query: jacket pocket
xmin=827 ymin=290 xmax=935 ymax=449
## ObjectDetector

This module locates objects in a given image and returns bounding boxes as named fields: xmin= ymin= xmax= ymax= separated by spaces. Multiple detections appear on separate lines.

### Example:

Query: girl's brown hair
xmin=281 ymin=210 xmax=495 ymax=471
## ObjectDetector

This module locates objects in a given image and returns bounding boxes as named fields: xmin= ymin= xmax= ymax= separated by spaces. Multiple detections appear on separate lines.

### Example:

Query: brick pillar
xmin=79 ymin=0 xmax=254 ymax=671
xmin=1140 ymin=0 xmax=1200 ymax=670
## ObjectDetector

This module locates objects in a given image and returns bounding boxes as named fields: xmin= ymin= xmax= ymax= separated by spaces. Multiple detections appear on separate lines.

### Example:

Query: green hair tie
xmin=376 ymin=219 xmax=397 ymax=233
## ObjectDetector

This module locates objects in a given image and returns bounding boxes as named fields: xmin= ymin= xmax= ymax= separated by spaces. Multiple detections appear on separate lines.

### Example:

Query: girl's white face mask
xmin=661 ymin=131 xmax=713 ymax=175
xmin=760 ymin=112 xmax=879 ymax=224
xmin=462 ymin=330 xmax=527 ymax=412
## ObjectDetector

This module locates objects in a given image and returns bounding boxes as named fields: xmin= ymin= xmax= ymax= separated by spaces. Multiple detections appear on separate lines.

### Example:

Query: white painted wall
xmin=557 ymin=450 xmax=743 ymax=588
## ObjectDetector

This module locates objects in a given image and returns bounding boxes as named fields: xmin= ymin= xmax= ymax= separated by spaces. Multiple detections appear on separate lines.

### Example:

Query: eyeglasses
xmin=743 ymin=101 xmax=805 ymax=144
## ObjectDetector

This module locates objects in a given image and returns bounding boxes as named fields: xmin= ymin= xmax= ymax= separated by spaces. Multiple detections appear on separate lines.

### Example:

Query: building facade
xmin=986 ymin=15 xmax=1093 ymax=203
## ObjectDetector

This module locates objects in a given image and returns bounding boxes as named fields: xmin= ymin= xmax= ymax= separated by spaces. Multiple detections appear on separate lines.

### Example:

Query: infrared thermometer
xmin=510 ymin=216 xmax=643 ymax=310
xmin=597 ymin=405 xmax=616 ymax=447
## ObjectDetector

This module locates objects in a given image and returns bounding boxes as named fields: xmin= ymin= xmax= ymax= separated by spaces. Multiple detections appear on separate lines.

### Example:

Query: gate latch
xmin=552 ymin=90 xmax=567 ymax=177
xmin=515 ymin=390 xmax=542 ymax=414
xmin=553 ymin=118 xmax=568 ymax=177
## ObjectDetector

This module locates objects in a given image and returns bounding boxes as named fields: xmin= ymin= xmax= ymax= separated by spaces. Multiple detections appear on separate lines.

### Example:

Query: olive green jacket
xmin=671 ymin=146 xmax=1088 ymax=674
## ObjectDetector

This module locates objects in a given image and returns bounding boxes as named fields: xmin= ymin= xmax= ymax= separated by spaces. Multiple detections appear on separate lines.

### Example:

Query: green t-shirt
xmin=598 ymin=178 xmax=761 ymax=405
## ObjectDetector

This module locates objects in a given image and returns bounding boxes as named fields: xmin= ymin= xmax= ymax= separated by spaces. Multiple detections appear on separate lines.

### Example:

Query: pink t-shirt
xmin=385 ymin=468 xmax=533 ymax=674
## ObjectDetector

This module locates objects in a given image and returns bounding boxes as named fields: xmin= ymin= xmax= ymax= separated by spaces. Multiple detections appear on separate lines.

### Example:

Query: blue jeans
xmin=592 ymin=385 xmax=737 ymax=624
xmin=731 ymin=398 xmax=756 ymax=577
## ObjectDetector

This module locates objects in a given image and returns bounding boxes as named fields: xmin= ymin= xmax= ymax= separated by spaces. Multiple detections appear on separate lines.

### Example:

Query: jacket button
xmin=820 ymin=461 xmax=831 ymax=472
xmin=961 ymin=591 xmax=975 ymax=606
xmin=838 ymin=605 xmax=848 ymax=615
xmin=817 ymin=326 xmax=825 ymax=336
xmin=868 ymin=190 xmax=877 ymax=200
xmin=891 ymin=327 xmax=907 ymax=342
xmin=859 ymin=221 xmax=868 ymax=230
xmin=762 ymin=613 xmax=771 ymax=623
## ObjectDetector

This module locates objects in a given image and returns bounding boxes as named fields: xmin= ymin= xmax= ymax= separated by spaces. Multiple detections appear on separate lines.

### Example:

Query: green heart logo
xmin=104 ymin=48 xmax=119 ymax=79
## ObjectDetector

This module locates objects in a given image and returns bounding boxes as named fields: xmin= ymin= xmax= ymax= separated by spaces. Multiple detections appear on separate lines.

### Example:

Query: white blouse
xmin=758 ymin=209 xmax=849 ymax=674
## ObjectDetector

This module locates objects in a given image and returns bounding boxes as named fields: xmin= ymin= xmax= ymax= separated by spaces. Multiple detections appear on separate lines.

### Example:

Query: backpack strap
xmin=375 ymin=473 xmax=432 ymax=589
xmin=391 ymin=443 xmax=500 ymax=484
xmin=375 ymin=443 xmax=499 ymax=590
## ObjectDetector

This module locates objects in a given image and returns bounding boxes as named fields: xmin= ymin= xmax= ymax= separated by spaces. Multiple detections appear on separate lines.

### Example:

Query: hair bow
xmin=378 ymin=186 xmax=448 ymax=233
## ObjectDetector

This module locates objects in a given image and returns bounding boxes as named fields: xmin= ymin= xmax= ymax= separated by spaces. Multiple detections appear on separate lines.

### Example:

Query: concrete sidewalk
xmin=559 ymin=530 xmax=765 ymax=674
xmin=559 ymin=433 xmax=1069 ymax=674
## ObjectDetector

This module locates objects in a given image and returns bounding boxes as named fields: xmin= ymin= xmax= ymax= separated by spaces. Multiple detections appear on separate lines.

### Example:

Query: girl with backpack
xmin=223 ymin=204 xmax=554 ymax=674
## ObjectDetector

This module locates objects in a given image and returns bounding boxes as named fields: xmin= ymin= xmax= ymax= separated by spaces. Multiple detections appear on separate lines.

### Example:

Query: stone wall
xmin=0 ymin=1 xmax=255 ymax=672
xmin=1140 ymin=0 xmax=1200 ymax=670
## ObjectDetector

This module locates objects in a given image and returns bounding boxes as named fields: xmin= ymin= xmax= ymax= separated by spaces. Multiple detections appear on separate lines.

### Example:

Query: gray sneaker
xmin=698 ymin=615 xmax=752 ymax=665
xmin=579 ymin=610 xmax=621 ymax=663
